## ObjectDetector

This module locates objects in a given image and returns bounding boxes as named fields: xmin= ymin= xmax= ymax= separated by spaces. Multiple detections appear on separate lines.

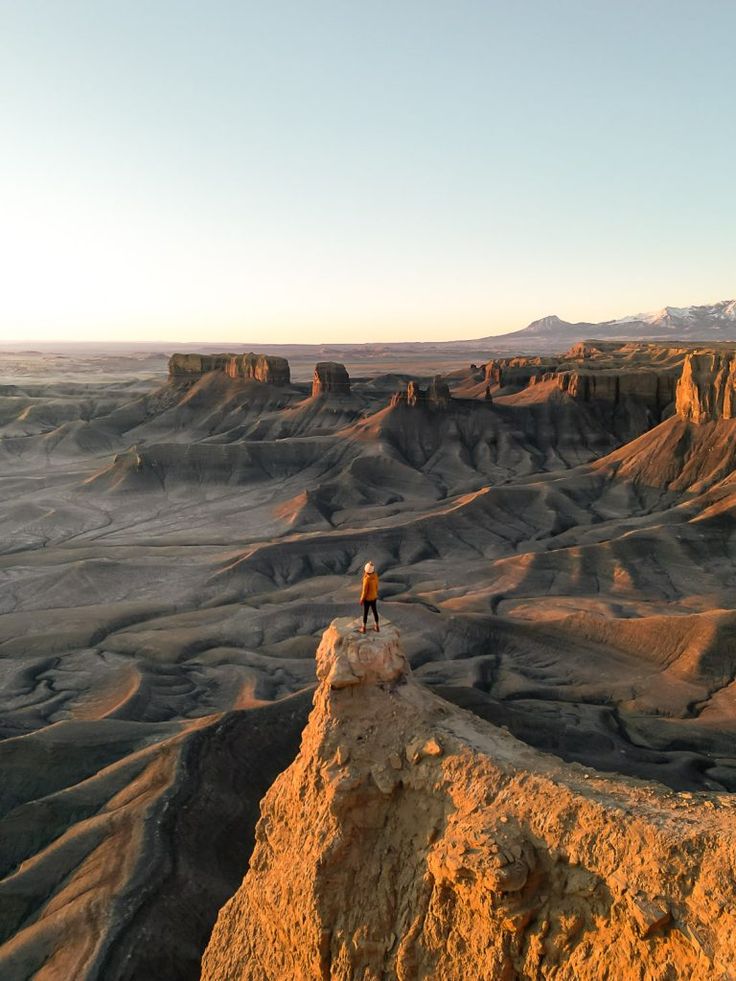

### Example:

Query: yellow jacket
xmin=360 ymin=571 xmax=379 ymax=603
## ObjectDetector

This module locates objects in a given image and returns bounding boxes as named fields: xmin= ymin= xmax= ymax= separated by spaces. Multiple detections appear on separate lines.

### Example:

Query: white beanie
xmin=364 ymin=561 xmax=375 ymax=574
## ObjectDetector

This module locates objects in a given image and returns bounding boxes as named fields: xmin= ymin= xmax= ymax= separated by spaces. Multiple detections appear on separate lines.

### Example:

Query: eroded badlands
xmin=2 ymin=340 xmax=736 ymax=978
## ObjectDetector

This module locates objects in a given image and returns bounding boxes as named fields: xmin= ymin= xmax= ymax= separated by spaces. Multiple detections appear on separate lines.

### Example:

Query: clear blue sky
xmin=1 ymin=0 xmax=734 ymax=343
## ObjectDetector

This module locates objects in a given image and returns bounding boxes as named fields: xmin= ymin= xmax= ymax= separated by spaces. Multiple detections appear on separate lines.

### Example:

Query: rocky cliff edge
xmin=201 ymin=618 xmax=736 ymax=981
xmin=675 ymin=351 xmax=736 ymax=423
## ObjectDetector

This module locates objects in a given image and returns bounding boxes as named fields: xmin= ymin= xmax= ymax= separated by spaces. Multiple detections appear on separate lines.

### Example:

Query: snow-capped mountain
xmin=479 ymin=299 xmax=736 ymax=350
xmin=614 ymin=300 xmax=736 ymax=330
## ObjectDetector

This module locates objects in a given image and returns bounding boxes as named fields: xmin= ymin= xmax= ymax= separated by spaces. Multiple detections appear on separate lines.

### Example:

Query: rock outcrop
xmin=390 ymin=375 xmax=451 ymax=409
xmin=485 ymin=356 xmax=560 ymax=389
xmin=168 ymin=352 xmax=290 ymax=386
xmin=201 ymin=619 xmax=736 ymax=981
xmin=675 ymin=351 xmax=736 ymax=423
xmin=312 ymin=362 xmax=351 ymax=397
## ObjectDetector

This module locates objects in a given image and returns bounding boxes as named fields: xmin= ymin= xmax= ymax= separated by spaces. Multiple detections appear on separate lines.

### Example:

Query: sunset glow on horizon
xmin=1 ymin=1 xmax=734 ymax=345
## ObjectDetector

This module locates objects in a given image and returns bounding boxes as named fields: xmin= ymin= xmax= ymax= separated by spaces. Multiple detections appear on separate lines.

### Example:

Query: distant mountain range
xmin=475 ymin=299 xmax=736 ymax=350
xmin=4 ymin=300 xmax=735 ymax=360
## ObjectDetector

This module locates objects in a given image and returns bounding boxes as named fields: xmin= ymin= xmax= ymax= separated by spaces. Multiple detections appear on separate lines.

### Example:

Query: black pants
xmin=362 ymin=599 xmax=378 ymax=625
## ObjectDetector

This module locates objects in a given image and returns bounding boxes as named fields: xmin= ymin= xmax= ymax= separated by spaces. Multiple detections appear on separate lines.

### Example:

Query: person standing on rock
xmin=359 ymin=561 xmax=380 ymax=633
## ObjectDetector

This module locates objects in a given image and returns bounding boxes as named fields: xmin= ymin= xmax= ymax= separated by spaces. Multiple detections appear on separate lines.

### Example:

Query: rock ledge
xmin=316 ymin=618 xmax=407 ymax=689
xmin=202 ymin=619 xmax=736 ymax=981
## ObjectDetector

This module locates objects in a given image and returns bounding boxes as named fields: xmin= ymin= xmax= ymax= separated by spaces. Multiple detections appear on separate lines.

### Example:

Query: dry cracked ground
xmin=1 ymin=345 xmax=736 ymax=979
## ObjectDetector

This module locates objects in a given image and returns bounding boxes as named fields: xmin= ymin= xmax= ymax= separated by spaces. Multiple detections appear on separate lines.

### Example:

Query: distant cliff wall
xmin=557 ymin=370 xmax=678 ymax=415
xmin=168 ymin=352 xmax=290 ymax=386
xmin=484 ymin=354 xmax=677 ymax=419
xmin=675 ymin=352 xmax=736 ymax=423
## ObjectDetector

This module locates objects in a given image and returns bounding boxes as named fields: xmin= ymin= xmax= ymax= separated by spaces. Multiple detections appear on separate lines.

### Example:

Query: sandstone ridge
xmin=201 ymin=619 xmax=736 ymax=981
